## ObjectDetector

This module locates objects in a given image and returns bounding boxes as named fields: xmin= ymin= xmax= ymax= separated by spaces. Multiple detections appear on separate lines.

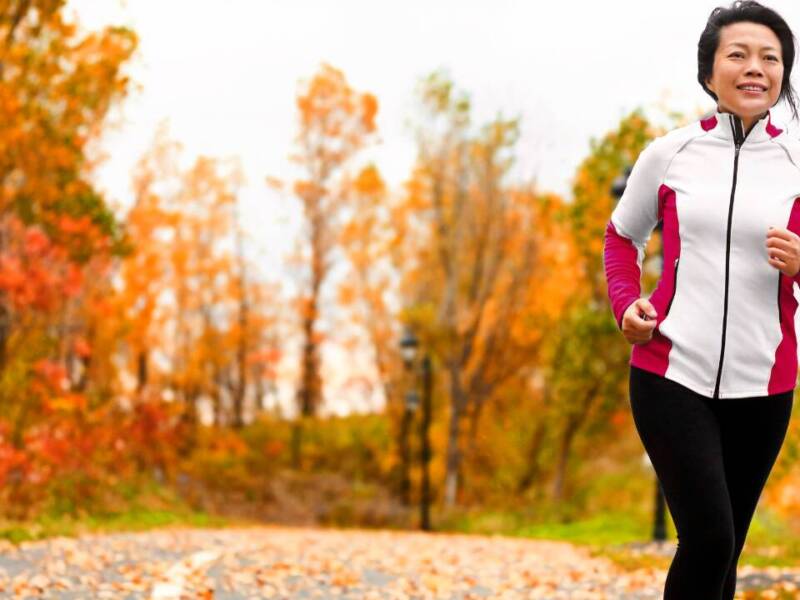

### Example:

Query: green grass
xmin=439 ymin=504 xmax=800 ymax=571
xmin=439 ymin=501 xmax=664 ymax=542
xmin=0 ymin=478 xmax=260 ymax=545
xmin=0 ymin=509 xmax=240 ymax=545
xmin=514 ymin=512 xmax=657 ymax=545
xmin=736 ymin=507 xmax=800 ymax=568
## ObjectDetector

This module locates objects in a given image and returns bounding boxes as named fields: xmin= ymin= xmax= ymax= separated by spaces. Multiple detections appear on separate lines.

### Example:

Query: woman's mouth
xmin=737 ymin=84 xmax=767 ymax=95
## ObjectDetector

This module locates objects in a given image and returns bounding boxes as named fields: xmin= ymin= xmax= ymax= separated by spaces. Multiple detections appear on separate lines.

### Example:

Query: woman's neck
xmin=718 ymin=106 xmax=768 ymax=133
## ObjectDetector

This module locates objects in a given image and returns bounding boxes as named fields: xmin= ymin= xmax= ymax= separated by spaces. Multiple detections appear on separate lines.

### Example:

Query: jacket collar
xmin=700 ymin=109 xmax=783 ymax=145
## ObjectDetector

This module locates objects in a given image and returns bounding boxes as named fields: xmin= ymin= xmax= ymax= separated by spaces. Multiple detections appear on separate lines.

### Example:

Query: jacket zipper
xmin=713 ymin=115 xmax=746 ymax=399
xmin=777 ymin=273 xmax=783 ymax=327
xmin=666 ymin=257 xmax=680 ymax=315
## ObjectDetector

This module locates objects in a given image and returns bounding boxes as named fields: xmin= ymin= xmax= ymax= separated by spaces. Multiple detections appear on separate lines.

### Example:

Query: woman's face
xmin=705 ymin=21 xmax=784 ymax=122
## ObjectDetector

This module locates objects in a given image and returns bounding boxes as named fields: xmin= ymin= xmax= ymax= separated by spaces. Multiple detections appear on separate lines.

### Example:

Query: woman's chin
xmin=723 ymin=102 xmax=770 ymax=118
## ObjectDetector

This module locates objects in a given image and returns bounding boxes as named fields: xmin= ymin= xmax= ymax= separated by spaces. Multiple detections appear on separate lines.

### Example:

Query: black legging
xmin=629 ymin=365 xmax=793 ymax=600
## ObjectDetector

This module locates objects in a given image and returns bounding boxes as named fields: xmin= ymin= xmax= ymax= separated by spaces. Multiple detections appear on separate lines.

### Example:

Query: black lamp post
xmin=400 ymin=327 xmax=432 ymax=531
xmin=612 ymin=166 xmax=667 ymax=543
xmin=398 ymin=387 xmax=418 ymax=506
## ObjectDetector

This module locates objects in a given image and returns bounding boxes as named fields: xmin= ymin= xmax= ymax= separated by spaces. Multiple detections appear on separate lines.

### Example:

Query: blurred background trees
xmin=4 ymin=2 xmax=800 ymax=557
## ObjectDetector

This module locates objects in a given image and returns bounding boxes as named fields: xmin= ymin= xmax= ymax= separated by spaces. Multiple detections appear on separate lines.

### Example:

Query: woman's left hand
xmin=766 ymin=226 xmax=800 ymax=277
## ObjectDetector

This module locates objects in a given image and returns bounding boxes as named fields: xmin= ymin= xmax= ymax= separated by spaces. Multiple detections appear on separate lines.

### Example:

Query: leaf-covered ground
xmin=0 ymin=525 xmax=798 ymax=598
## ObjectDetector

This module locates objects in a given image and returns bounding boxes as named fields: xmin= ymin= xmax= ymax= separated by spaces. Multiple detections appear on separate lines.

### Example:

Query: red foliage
xmin=0 ymin=217 xmax=88 ymax=311
xmin=0 ymin=421 xmax=30 ymax=487
xmin=264 ymin=439 xmax=285 ymax=459
xmin=33 ymin=359 xmax=69 ymax=392
xmin=73 ymin=336 xmax=91 ymax=358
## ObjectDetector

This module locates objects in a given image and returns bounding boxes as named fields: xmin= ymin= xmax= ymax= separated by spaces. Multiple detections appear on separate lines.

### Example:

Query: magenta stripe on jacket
xmin=769 ymin=197 xmax=800 ymax=393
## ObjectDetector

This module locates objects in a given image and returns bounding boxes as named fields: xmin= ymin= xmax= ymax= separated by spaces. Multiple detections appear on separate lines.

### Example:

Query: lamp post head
xmin=400 ymin=327 xmax=419 ymax=369
xmin=611 ymin=166 xmax=633 ymax=201
xmin=404 ymin=390 xmax=420 ymax=412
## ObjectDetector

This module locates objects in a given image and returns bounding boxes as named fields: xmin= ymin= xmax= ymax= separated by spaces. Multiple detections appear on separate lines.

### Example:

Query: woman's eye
xmin=766 ymin=55 xmax=780 ymax=61
xmin=730 ymin=53 xmax=744 ymax=58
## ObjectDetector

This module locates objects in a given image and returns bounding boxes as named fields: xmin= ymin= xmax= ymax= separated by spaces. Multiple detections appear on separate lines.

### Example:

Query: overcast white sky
xmin=64 ymin=0 xmax=800 ymax=415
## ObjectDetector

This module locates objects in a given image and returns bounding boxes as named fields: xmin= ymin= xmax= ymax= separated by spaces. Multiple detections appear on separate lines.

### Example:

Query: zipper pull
xmin=730 ymin=114 xmax=744 ymax=148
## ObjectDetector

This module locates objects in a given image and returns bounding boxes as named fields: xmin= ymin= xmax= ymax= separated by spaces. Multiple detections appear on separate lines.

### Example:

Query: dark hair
xmin=697 ymin=0 xmax=798 ymax=121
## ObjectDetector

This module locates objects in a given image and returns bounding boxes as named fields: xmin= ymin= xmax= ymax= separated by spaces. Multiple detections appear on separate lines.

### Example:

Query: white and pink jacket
xmin=604 ymin=109 xmax=800 ymax=399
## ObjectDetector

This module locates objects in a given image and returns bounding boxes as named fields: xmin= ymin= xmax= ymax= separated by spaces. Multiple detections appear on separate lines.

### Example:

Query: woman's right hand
xmin=621 ymin=298 xmax=658 ymax=345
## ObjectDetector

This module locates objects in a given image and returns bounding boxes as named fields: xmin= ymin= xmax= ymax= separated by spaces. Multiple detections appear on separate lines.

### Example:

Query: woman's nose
xmin=745 ymin=60 xmax=765 ymax=76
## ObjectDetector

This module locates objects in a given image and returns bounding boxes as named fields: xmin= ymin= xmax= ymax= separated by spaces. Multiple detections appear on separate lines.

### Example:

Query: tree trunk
xmin=399 ymin=406 xmax=412 ymax=505
xmin=252 ymin=362 xmax=266 ymax=414
xmin=444 ymin=362 xmax=466 ymax=508
xmin=291 ymin=417 xmax=304 ymax=470
xmin=232 ymin=226 xmax=248 ymax=429
xmin=552 ymin=415 xmax=579 ymax=502
xmin=294 ymin=312 xmax=320 ymax=467
xmin=136 ymin=350 xmax=148 ymax=393
xmin=516 ymin=419 xmax=547 ymax=494
xmin=551 ymin=384 xmax=600 ymax=502
xmin=294 ymin=222 xmax=324 ymax=467
xmin=209 ymin=366 xmax=222 ymax=427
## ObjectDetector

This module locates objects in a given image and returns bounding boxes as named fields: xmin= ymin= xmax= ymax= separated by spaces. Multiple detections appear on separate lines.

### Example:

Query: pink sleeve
xmin=788 ymin=198 xmax=800 ymax=285
xmin=602 ymin=138 xmax=666 ymax=330
xmin=604 ymin=220 xmax=642 ymax=329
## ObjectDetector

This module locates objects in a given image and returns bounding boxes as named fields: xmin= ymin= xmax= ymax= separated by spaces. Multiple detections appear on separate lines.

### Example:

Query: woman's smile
xmin=737 ymin=83 xmax=767 ymax=94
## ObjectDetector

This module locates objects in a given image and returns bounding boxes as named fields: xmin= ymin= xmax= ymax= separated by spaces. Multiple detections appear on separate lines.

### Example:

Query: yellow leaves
xmin=45 ymin=394 xmax=87 ymax=414
xmin=338 ymin=281 xmax=358 ymax=306
xmin=353 ymin=164 xmax=384 ymax=197
xmin=115 ymin=126 xmax=281 ymax=412
xmin=361 ymin=93 xmax=378 ymax=131
xmin=293 ymin=179 xmax=325 ymax=204
xmin=292 ymin=63 xmax=377 ymax=174
xmin=296 ymin=63 xmax=348 ymax=125
xmin=286 ymin=65 xmax=382 ymax=424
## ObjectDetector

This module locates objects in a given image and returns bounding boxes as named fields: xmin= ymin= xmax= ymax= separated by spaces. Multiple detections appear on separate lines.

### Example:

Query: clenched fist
xmin=766 ymin=226 xmax=800 ymax=277
xmin=622 ymin=298 xmax=658 ymax=345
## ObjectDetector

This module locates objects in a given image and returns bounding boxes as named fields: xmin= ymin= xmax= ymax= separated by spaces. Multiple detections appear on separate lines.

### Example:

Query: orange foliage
xmin=390 ymin=71 xmax=585 ymax=505
xmin=288 ymin=63 xmax=378 ymax=422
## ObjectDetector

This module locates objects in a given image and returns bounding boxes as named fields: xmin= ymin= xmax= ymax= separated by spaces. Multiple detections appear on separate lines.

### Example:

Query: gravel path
xmin=0 ymin=526 xmax=797 ymax=598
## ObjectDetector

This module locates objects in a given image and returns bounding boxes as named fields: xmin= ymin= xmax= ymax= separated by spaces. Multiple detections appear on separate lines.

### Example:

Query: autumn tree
xmin=0 ymin=2 xmax=135 ymax=253
xmin=0 ymin=2 xmax=154 ymax=514
xmin=283 ymin=63 xmax=377 ymax=467
xmin=338 ymin=166 xmax=399 ymax=410
xmin=396 ymin=72 xmax=579 ymax=507
xmin=336 ymin=164 xmax=420 ymax=498
xmin=543 ymin=111 xmax=661 ymax=503
xmin=120 ymin=125 xmax=280 ymax=437
xmin=0 ymin=2 xmax=136 ymax=440
xmin=119 ymin=124 xmax=181 ymax=400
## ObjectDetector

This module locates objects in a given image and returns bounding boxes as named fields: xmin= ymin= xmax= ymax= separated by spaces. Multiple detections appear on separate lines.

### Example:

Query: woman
xmin=603 ymin=2 xmax=800 ymax=598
